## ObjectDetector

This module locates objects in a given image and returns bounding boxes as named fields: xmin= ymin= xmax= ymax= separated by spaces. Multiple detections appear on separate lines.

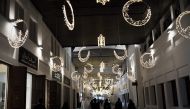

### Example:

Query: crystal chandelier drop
xmin=50 ymin=56 xmax=64 ymax=72
xmin=78 ymin=47 xmax=90 ymax=62
xmin=84 ymin=63 xmax=94 ymax=73
xmin=71 ymin=71 xmax=81 ymax=81
xmin=8 ymin=19 xmax=28 ymax=48
xmin=97 ymin=34 xmax=105 ymax=47
xmin=96 ymin=0 xmax=110 ymax=5
xmin=122 ymin=0 xmax=151 ymax=26
xmin=114 ymin=49 xmax=128 ymax=61
xmin=112 ymin=64 xmax=123 ymax=76
xmin=140 ymin=52 xmax=156 ymax=68
xmin=62 ymin=0 xmax=75 ymax=30
xmin=99 ymin=61 xmax=105 ymax=72
xmin=176 ymin=11 xmax=190 ymax=39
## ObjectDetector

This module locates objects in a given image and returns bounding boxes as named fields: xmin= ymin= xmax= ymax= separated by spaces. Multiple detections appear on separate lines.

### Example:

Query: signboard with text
xmin=19 ymin=47 xmax=38 ymax=70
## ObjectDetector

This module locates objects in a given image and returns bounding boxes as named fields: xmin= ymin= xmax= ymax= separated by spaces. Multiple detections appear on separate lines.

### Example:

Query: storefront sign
xmin=19 ymin=47 xmax=38 ymax=70
xmin=64 ymin=76 xmax=70 ymax=85
xmin=52 ymin=72 xmax=62 ymax=82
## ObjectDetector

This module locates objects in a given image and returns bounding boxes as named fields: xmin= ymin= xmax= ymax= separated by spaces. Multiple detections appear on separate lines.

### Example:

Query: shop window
xmin=150 ymin=86 xmax=157 ymax=105
xmin=0 ymin=0 xmax=8 ymax=18
xmin=145 ymin=87 xmax=150 ymax=105
xmin=0 ymin=64 xmax=8 ymax=109
xmin=29 ymin=18 xmax=38 ymax=45
xmin=163 ymin=10 xmax=172 ymax=31
xmin=15 ymin=2 xmax=24 ymax=30
xmin=157 ymin=84 xmax=166 ymax=109
xmin=171 ymin=80 xmax=178 ymax=106
xmin=167 ymin=80 xmax=178 ymax=106
xmin=179 ymin=76 xmax=190 ymax=107
xmin=26 ymin=73 xmax=32 ymax=109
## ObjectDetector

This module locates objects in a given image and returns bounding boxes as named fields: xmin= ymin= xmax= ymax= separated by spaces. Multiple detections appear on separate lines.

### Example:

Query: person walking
xmin=104 ymin=99 xmax=111 ymax=109
xmin=115 ymin=98 xmax=122 ymax=109
xmin=127 ymin=99 xmax=136 ymax=109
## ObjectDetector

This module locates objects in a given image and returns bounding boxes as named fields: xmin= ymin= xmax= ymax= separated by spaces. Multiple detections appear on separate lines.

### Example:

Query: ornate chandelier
xmin=71 ymin=71 xmax=81 ymax=81
xmin=50 ymin=56 xmax=64 ymax=72
xmin=112 ymin=64 xmax=123 ymax=76
xmin=96 ymin=0 xmax=110 ymax=5
xmin=97 ymin=34 xmax=105 ymax=47
xmin=84 ymin=63 xmax=94 ymax=73
xmin=78 ymin=47 xmax=90 ymax=62
xmin=8 ymin=19 xmax=28 ymax=48
xmin=122 ymin=0 xmax=151 ymax=26
xmin=62 ymin=0 xmax=75 ymax=30
xmin=140 ymin=52 xmax=156 ymax=68
xmin=114 ymin=49 xmax=128 ymax=61
xmin=176 ymin=11 xmax=190 ymax=39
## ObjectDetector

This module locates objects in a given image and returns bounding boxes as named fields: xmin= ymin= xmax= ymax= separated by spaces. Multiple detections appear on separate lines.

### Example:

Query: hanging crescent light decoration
xmin=114 ymin=49 xmax=128 ymax=61
xmin=176 ymin=11 xmax=190 ymax=39
xmin=112 ymin=64 xmax=123 ymax=76
xmin=140 ymin=52 xmax=156 ymax=68
xmin=78 ymin=47 xmax=90 ymax=63
xmin=8 ymin=19 xmax=28 ymax=48
xmin=50 ymin=56 xmax=64 ymax=72
xmin=62 ymin=0 xmax=75 ymax=30
xmin=115 ymin=75 xmax=121 ymax=80
xmin=71 ymin=71 xmax=81 ymax=81
xmin=84 ymin=63 xmax=94 ymax=73
xmin=122 ymin=0 xmax=151 ymax=26
xmin=82 ymin=72 xmax=88 ymax=79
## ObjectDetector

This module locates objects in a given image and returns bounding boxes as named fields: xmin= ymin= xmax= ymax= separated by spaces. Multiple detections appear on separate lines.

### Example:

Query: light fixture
xmin=114 ymin=49 xmax=128 ymax=61
xmin=122 ymin=0 xmax=151 ymax=26
xmin=71 ymin=71 xmax=80 ymax=81
xmin=50 ymin=56 xmax=64 ymax=72
xmin=78 ymin=47 xmax=90 ymax=62
xmin=62 ymin=0 xmax=75 ymax=30
xmin=99 ymin=61 xmax=105 ymax=72
xmin=96 ymin=0 xmax=110 ymax=5
xmin=97 ymin=34 xmax=105 ymax=47
xmin=84 ymin=63 xmax=94 ymax=73
xmin=112 ymin=64 xmax=123 ymax=76
xmin=8 ymin=19 xmax=28 ymax=48
xmin=82 ymin=72 xmax=88 ymax=79
xmin=140 ymin=52 xmax=156 ymax=68
xmin=176 ymin=11 xmax=190 ymax=39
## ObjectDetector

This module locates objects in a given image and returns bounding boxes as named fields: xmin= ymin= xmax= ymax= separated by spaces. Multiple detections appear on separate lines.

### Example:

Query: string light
xmin=50 ymin=56 xmax=64 ymax=72
xmin=62 ymin=0 xmax=75 ymax=30
xmin=100 ymin=61 xmax=105 ymax=72
xmin=176 ymin=11 xmax=190 ymax=39
xmin=114 ymin=49 xmax=128 ymax=61
xmin=140 ymin=52 xmax=156 ymax=68
xmin=78 ymin=47 xmax=90 ymax=62
xmin=112 ymin=64 xmax=123 ymax=76
xmin=71 ymin=71 xmax=80 ymax=81
xmin=97 ymin=34 xmax=105 ymax=47
xmin=8 ymin=19 xmax=28 ymax=48
xmin=122 ymin=0 xmax=151 ymax=26
xmin=96 ymin=0 xmax=110 ymax=5
xmin=84 ymin=63 xmax=94 ymax=73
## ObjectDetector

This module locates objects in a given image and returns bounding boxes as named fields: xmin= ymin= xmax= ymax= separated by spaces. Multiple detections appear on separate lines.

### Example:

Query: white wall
xmin=142 ymin=7 xmax=190 ymax=109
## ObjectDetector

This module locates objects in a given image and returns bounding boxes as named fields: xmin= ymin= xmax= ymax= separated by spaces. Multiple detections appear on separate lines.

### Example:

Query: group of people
xmin=90 ymin=98 xmax=136 ymax=109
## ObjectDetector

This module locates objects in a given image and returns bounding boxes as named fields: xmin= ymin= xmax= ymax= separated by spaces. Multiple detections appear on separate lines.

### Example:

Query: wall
xmin=142 ymin=5 xmax=190 ymax=109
